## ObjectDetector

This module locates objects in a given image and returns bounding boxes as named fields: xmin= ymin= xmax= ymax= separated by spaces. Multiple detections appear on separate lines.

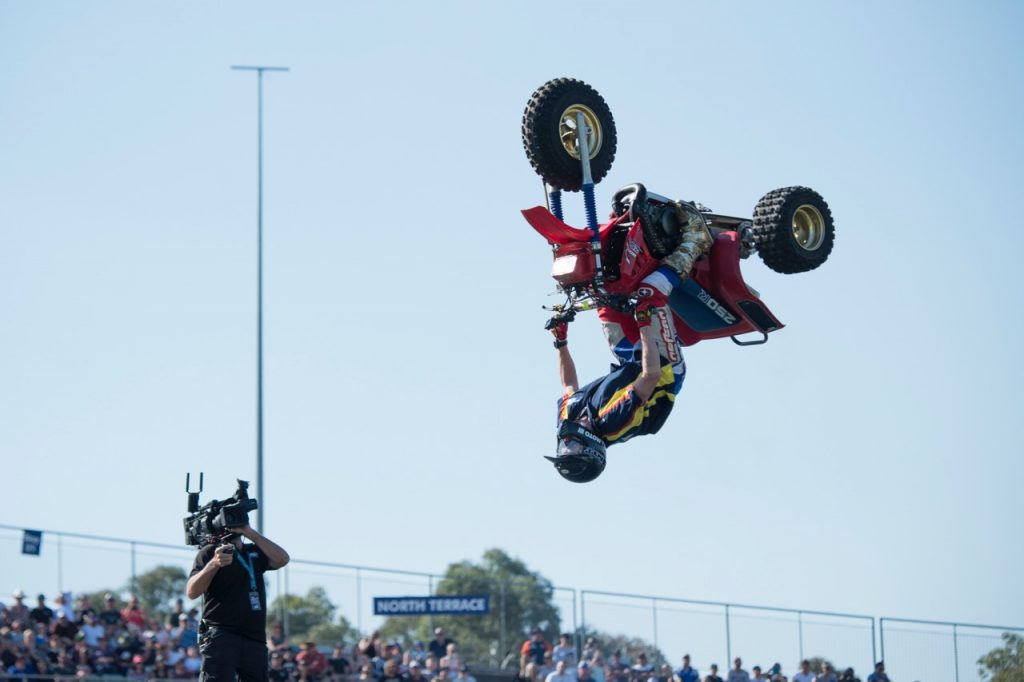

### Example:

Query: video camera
xmin=183 ymin=473 xmax=259 ymax=546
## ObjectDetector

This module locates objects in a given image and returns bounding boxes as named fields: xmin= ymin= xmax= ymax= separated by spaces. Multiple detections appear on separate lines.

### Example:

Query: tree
xmin=126 ymin=565 xmax=189 ymax=619
xmin=979 ymin=633 xmax=1024 ymax=682
xmin=377 ymin=548 xmax=562 ymax=667
xmin=577 ymin=629 xmax=669 ymax=668
xmin=268 ymin=587 xmax=359 ymax=645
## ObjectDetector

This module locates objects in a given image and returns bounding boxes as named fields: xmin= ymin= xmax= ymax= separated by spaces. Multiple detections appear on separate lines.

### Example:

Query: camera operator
xmin=186 ymin=523 xmax=289 ymax=682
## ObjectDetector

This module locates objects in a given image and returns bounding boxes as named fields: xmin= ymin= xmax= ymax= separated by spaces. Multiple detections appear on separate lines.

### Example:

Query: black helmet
xmin=546 ymin=421 xmax=607 ymax=483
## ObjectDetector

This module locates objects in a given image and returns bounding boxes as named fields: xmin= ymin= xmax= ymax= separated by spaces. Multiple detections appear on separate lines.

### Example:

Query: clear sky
xmin=2 ymin=0 xmax=1023 ymax=674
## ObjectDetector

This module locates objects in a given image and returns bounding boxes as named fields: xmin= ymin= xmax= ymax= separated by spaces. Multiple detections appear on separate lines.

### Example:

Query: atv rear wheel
xmin=522 ymin=78 xmax=617 ymax=192
xmin=752 ymin=186 xmax=835 ymax=274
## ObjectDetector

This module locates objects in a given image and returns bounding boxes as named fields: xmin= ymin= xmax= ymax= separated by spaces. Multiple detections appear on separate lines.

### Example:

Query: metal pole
xmin=57 ymin=534 xmax=63 ymax=593
xmin=230 ymin=64 xmax=289 ymax=535
xmin=798 ymin=611 xmax=804 ymax=662
xmin=130 ymin=542 xmax=137 ymax=591
xmin=953 ymin=624 xmax=960 ymax=682
xmin=725 ymin=605 xmax=732 ymax=665
xmin=879 ymin=619 xmax=885 ymax=664
xmin=871 ymin=619 xmax=877 ymax=671
xmin=499 ymin=581 xmax=506 ymax=666
xmin=652 ymin=598 xmax=659 ymax=652
xmin=356 ymin=567 xmax=362 ymax=633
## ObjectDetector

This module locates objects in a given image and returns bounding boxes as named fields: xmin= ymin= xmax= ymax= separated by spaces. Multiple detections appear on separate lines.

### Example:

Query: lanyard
xmin=234 ymin=549 xmax=257 ymax=591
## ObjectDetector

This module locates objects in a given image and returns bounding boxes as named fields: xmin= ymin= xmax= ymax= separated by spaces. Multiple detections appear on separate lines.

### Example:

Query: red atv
xmin=521 ymin=78 xmax=836 ymax=346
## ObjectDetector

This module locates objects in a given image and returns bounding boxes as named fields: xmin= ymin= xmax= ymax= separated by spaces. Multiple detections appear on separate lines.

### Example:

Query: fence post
xmin=871 ymin=618 xmax=877 ymax=669
xmin=725 ymin=604 xmax=732 ymax=666
xmin=283 ymin=566 xmax=290 ymax=636
xmin=953 ymin=623 xmax=960 ymax=682
xmin=798 ymin=611 xmax=804 ymax=662
xmin=499 ymin=581 xmax=506 ymax=667
xmin=355 ymin=567 xmax=362 ymax=633
xmin=57 ymin=533 xmax=64 ymax=593
xmin=130 ymin=541 xmax=137 ymax=590
xmin=879 ymin=619 xmax=885 ymax=664
xmin=580 ymin=591 xmax=587 ymax=645
xmin=652 ymin=598 xmax=659 ymax=652
xmin=428 ymin=575 xmax=435 ymax=634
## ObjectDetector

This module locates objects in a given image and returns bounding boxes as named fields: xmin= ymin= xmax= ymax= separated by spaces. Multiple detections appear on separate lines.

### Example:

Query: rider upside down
xmin=546 ymin=199 xmax=713 ymax=483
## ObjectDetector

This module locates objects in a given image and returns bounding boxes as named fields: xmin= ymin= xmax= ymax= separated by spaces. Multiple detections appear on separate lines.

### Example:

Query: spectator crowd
xmin=2 ymin=590 xmax=888 ymax=682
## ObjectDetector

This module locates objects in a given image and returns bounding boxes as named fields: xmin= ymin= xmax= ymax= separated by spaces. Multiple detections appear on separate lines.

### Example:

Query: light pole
xmin=230 ymin=65 xmax=289 ymax=534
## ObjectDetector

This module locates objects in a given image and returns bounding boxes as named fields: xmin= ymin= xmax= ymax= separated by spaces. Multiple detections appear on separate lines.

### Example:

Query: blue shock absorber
xmin=549 ymin=189 xmax=563 ymax=221
xmin=583 ymin=182 xmax=599 ymax=237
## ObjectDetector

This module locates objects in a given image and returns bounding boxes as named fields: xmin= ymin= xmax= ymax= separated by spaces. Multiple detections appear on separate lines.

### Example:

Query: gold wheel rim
xmin=559 ymin=104 xmax=603 ymax=160
xmin=792 ymin=204 xmax=826 ymax=251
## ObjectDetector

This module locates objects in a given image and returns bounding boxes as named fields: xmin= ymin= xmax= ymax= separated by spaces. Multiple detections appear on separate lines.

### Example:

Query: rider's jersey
xmin=557 ymin=354 xmax=685 ymax=445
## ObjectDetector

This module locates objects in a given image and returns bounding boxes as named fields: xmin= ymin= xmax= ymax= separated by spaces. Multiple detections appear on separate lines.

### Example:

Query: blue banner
xmin=373 ymin=595 xmax=489 ymax=616
xmin=22 ymin=529 xmax=42 ymax=556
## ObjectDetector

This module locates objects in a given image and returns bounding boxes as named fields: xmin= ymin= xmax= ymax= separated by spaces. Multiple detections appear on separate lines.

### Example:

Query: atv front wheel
xmin=522 ymin=78 xmax=617 ymax=192
xmin=752 ymin=186 xmax=835 ymax=274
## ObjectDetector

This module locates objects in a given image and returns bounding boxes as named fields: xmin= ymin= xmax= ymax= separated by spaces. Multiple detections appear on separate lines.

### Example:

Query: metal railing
xmin=581 ymin=589 xmax=876 ymax=672
xmin=5 ymin=524 xmax=1023 ymax=677
xmin=879 ymin=617 xmax=1024 ymax=682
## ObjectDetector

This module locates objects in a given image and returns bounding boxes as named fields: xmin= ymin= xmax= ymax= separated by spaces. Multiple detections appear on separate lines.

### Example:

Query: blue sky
xmin=2 ymin=0 xmax=1022 ymax=674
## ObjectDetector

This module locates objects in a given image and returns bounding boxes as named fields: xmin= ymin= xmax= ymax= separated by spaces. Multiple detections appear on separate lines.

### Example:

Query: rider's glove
xmin=545 ymin=310 xmax=574 ymax=348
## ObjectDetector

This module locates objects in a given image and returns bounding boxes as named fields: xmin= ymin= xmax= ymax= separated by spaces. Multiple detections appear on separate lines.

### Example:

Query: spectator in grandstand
xmin=607 ymin=651 xmax=629 ymax=682
xmin=553 ymin=634 xmax=578 ymax=674
xmin=409 ymin=660 xmax=429 ymax=682
xmin=813 ymin=663 xmax=836 ymax=682
xmin=589 ymin=654 xmax=607 ymax=682
xmin=120 ymin=595 xmax=146 ymax=630
xmin=99 ymin=594 xmax=123 ymax=627
xmin=74 ymin=593 xmax=96 ymax=623
xmin=52 ymin=610 xmax=79 ymax=641
xmin=838 ymin=669 xmax=860 ymax=682
xmin=632 ymin=652 xmax=654 ymax=678
xmin=358 ymin=662 xmax=377 ymax=682
xmin=298 ymin=640 xmax=329 ymax=679
xmin=53 ymin=593 xmax=75 ymax=622
xmin=546 ymin=659 xmax=576 ymax=682
xmin=410 ymin=640 xmax=428 ymax=665
xmin=7 ymin=590 xmax=30 ymax=623
xmin=153 ymin=656 xmax=171 ymax=680
xmin=53 ymin=648 xmax=76 ymax=675
xmin=30 ymin=594 xmax=54 ymax=627
xmin=521 ymin=628 xmax=552 ymax=675
xmin=457 ymin=664 xmax=478 ymax=682
xmin=751 ymin=666 xmax=767 ymax=681
xmin=792 ymin=661 xmax=813 ymax=682
xmin=704 ymin=664 xmax=723 ymax=682
xmin=445 ymin=642 xmax=463 ymax=674
xmin=521 ymin=662 xmax=542 ymax=682
xmin=429 ymin=628 xmax=454 ymax=661
xmin=675 ymin=654 xmax=699 ymax=682
xmin=7 ymin=653 xmax=36 ymax=675
xmin=578 ymin=662 xmax=594 ymax=682
xmin=654 ymin=664 xmax=675 ymax=682
xmin=767 ymin=664 xmax=787 ymax=682
xmin=269 ymin=652 xmax=290 ymax=682
xmin=329 ymin=643 xmax=352 ymax=677
xmin=425 ymin=654 xmax=442 ymax=680
xmin=172 ymin=658 xmax=194 ymax=679
xmin=865 ymin=663 xmax=888 ymax=682
xmin=727 ymin=658 xmax=750 ymax=682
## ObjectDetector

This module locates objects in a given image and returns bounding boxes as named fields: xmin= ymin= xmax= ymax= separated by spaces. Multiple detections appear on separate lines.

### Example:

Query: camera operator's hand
xmin=211 ymin=544 xmax=236 ymax=568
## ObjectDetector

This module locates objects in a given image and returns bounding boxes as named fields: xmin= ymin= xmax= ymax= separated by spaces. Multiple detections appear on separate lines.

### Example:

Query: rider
xmin=546 ymin=194 xmax=713 ymax=483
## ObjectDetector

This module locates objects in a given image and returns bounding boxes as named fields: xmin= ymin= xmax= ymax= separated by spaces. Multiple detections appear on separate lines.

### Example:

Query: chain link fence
xmin=5 ymin=524 xmax=1022 ymax=680
xmin=879 ymin=618 xmax=1024 ymax=682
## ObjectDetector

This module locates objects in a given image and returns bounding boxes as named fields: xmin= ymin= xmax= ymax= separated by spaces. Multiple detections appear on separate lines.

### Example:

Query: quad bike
xmin=521 ymin=78 xmax=836 ymax=346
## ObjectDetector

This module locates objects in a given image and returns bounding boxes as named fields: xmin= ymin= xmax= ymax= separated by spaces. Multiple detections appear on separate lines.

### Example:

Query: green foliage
xmin=979 ymin=633 xmax=1024 ymax=682
xmin=126 ymin=565 xmax=189 ymax=619
xmin=578 ymin=630 xmax=669 ymax=668
xmin=378 ymin=548 xmax=562 ymax=667
xmin=268 ymin=587 xmax=359 ymax=645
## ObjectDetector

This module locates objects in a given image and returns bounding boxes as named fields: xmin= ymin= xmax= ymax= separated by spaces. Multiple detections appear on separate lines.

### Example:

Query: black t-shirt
xmin=30 ymin=606 xmax=54 ymax=625
xmin=269 ymin=667 xmax=291 ymax=682
xmin=428 ymin=639 xmax=452 ymax=660
xmin=190 ymin=542 xmax=274 ymax=642
xmin=329 ymin=657 xmax=351 ymax=674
